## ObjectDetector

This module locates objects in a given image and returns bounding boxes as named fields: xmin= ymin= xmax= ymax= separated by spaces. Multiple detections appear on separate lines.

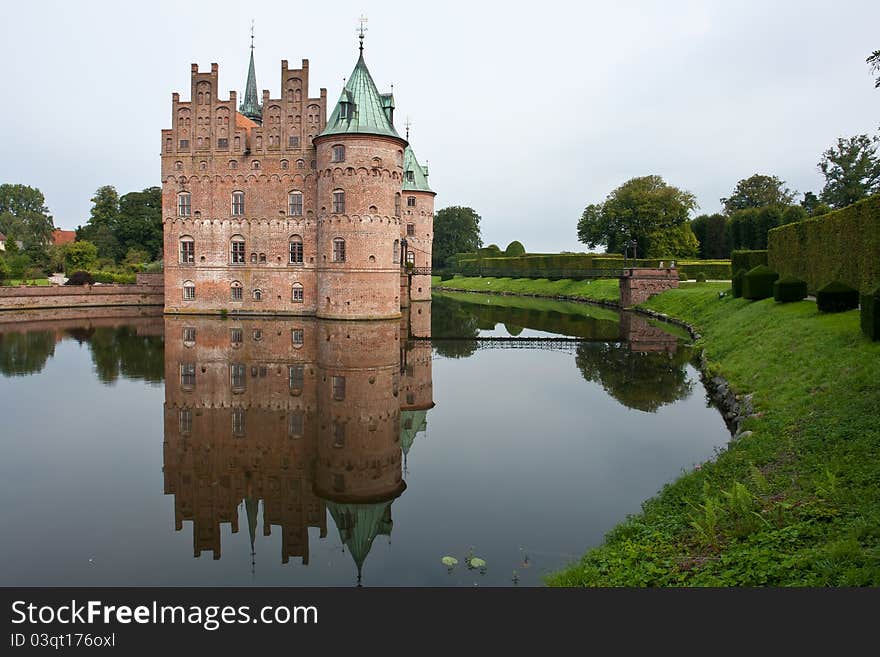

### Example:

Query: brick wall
xmin=619 ymin=268 xmax=680 ymax=307
xmin=0 ymin=283 xmax=164 ymax=311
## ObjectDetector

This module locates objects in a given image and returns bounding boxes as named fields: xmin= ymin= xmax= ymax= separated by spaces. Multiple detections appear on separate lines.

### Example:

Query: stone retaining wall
xmin=0 ymin=283 xmax=164 ymax=311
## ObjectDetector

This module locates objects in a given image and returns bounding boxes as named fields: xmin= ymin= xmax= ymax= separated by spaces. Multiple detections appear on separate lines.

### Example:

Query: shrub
xmin=742 ymin=265 xmax=779 ymax=300
xmin=0 ymin=257 xmax=10 ymax=284
xmin=731 ymin=250 xmax=768 ymax=274
xmin=65 ymin=271 xmax=95 ymax=286
xmin=861 ymin=285 xmax=880 ymax=341
xmin=504 ymin=241 xmax=526 ymax=257
xmin=90 ymin=270 xmax=136 ymax=284
xmin=695 ymin=272 xmax=707 ymax=283
xmin=732 ymin=269 xmax=747 ymax=298
xmin=816 ymin=280 xmax=859 ymax=313
xmin=678 ymin=271 xmax=689 ymax=281
xmin=773 ymin=276 xmax=808 ymax=303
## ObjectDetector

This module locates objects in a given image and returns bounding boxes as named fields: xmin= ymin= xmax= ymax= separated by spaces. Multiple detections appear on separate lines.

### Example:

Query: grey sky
xmin=1 ymin=0 xmax=878 ymax=252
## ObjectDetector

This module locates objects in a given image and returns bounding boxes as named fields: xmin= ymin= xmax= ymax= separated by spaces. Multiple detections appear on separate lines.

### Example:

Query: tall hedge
xmin=731 ymin=250 xmax=768 ymax=274
xmin=742 ymin=265 xmax=779 ymax=300
xmin=768 ymin=194 xmax=880 ymax=293
xmin=861 ymin=285 xmax=880 ymax=341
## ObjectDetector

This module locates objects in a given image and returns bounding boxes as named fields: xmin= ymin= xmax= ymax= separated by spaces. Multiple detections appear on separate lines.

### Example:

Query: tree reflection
xmin=0 ymin=331 xmax=56 ymax=377
xmin=430 ymin=295 xmax=480 ymax=358
xmin=87 ymin=327 xmax=164 ymax=384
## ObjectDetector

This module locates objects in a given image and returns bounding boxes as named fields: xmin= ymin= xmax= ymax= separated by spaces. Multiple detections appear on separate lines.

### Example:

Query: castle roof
xmin=403 ymin=145 xmax=433 ymax=193
xmin=51 ymin=229 xmax=76 ymax=246
xmin=239 ymin=45 xmax=262 ymax=123
xmin=326 ymin=500 xmax=394 ymax=585
xmin=318 ymin=50 xmax=401 ymax=140
xmin=235 ymin=112 xmax=258 ymax=131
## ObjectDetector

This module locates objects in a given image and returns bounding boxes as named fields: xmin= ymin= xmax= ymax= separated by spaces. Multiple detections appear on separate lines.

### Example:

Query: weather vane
xmin=250 ymin=20 xmax=255 ymax=50
xmin=405 ymin=117 xmax=412 ymax=141
xmin=358 ymin=15 xmax=368 ymax=52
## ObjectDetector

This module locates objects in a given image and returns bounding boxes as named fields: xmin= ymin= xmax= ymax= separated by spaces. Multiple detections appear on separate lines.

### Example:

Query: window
xmin=182 ymin=327 xmax=196 ymax=344
xmin=332 ymin=238 xmax=346 ymax=262
xmin=289 ymin=365 xmax=304 ymax=391
xmin=231 ymin=363 xmax=246 ymax=391
xmin=289 ymin=235 xmax=303 ymax=263
xmin=179 ymin=139 xmax=189 ymax=150
xmin=289 ymin=136 xmax=300 ymax=148
xmin=292 ymin=283 xmax=304 ymax=303
xmin=250 ymin=252 xmax=258 ymax=263
xmin=252 ymin=160 xmax=261 ymax=169
xmin=182 ymin=281 xmax=195 ymax=300
xmin=180 ymin=363 xmax=196 ymax=388
xmin=407 ymin=196 xmax=416 ymax=207
xmin=332 ymin=375 xmax=346 ymax=401
xmin=291 ymin=328 xmax=304 ymax=346
xmin=231 ymin=281 xmax=242 ymax=301
xmin=179 ymin=236 xmax=195 ymax=263
xmin=310 ymin=160 xmax=316 ymax=169
xmin=406 ymin=251 xmax=415 ymax=266
xmin=393 ymin=239 xmax=400 ymax=264
xmin=232 ymin=191 xmax=245 ymax=216
xmin=406 ymin=223 xmax=415 ymax=236
xmin=218 ymin=138 xmax=229 ymax=149
xmin=332 ymin=190 xmax=345 ymax=214
xmin=405 ymin=170 xmax=414 ymax=182
xmin=259 ymin=253 xmax=266 ymax=263
xmin=395 ymin=193 xmax=401 ymax=216
xmin=333 ymin=422 xmax=345 ymax=448
xmin=288 ymin=412 xmax=304 ymax=438
xmin=230 ymin=237 xmax=245 ymax=264
xmin=288 ymin=191 xmax=303 ymax=216
xmin=174 ymin=161 xmax=183 ymax=170
xmin=178 ymin=409 xmax=192 ymax=435
xmin=253 ymin=329 xmax=262 ymax=341
xmin=229 ymin=159 xmax=238 ymax=170
xmin=253 ymin=289 xmax=263 ymax=301
xmin=177 ymin=192 xmax=191 ymax=216
xmin=332 ymin=145 xmax=345 ymax=162
xmin=339 ymin=102 xmax=350 ymax=119
xmin=231 ymin=328 xmax=243 ymax=345
xmin=232 ymin=408 xmax=245 ymax=437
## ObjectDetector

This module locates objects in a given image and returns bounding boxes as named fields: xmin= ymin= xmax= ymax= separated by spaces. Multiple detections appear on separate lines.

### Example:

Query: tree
xmin=0 ymin=184 xmax=55 ymax=248
xmin=116 ymin=187 xmax=163 ymax=260
xmin=577 ymin=175 xmax=697 ymax=258
xmin=432 ymin=206 xmax=482 ymax=268
xmin=77 ymin=186 xmax=122 ymax=262
xmin=721 ymin=174 xmax=796 ymax=215
xmin=0 ymin=256 xmax=10 ymax=284
xmin=63 ymin=241 xmax=98 ymax=273
xmin=645 ymin=223 xmax=699 ymax=259
xmin=800 ymin=191 xmax=831 ymax=217
xmin=690 ymin=213 xmax=730 ymax=259
xmin=818 ymin=134 xmax=880 ymax=208
xmin=868 ymin=49 xmax=880 ymax=88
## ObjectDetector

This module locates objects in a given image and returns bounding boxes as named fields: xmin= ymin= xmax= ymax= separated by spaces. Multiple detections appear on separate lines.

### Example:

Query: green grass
xmin=432 ymin=288 xmax=621 ymax=323
xmin=547 ymin=284 xmax=880 ymax=585
xmin=432 ymin=274 xmax=620 ymax=303
xmin=2 ymin=278 xmax=51 ymax=286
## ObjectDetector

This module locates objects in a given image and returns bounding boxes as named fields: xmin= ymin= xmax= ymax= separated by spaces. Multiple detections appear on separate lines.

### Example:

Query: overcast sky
xmin=1 ymin=0 xmax=878 ymax=252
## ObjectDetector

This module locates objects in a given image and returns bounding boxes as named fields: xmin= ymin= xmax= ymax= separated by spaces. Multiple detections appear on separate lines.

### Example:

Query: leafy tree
xmin=800 ymin=191 xmax=832 ymax=217
xmin=868 ymin=49 xmax=880 ymax=88
xmin=818 ymin=134 xmax=880 ymax=208
xmin=63 ymin=241 xmax=98 ymax=273
xmin=6 ymin=254 xmax=32 ymax=279
xmin=0 ymin=331 xmax=56 ymax=376
xmin=690 ymin=213 xmax=730 ymax=259
xmin=117 ymin=187 xmax=163 ymax=260
xmin=432 ymin=206 xmax=482 ymax=268
xmin=644 ymin=222 xmax=700 ymax=259
xmin=123 ymin=247 xmax=151 ymax=271
xmin=77 ymin=186 xmax=122 ymax=261
xmin=720 ymin=174 xmax=796 ymax=215
xmin=0 ymin=256 xmax=10 ymax=284
xmin=577 ymin=175 xmax=697 ymax=258
xmin=0 ymin=184 xmax=55 ymax=247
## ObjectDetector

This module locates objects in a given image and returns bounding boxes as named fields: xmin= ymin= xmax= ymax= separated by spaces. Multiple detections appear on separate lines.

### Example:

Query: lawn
xmin=1 ymin=278 xmax=51 ymax=287
xmin=431 ymin=275 xmax=621 ymax=303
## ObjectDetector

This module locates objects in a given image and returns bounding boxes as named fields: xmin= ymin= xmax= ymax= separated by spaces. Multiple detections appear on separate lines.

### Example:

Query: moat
xmin=0 ymin=293 xmax=729 ymax=586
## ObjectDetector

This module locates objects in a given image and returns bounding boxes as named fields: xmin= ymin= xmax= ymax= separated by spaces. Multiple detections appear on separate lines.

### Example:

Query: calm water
xmin=0 ymin=295 xmax=728 ymax=587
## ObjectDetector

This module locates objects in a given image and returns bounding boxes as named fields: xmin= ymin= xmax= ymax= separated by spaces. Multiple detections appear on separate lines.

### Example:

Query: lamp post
xmin=623 ymin=239 xmax=638 ymax=268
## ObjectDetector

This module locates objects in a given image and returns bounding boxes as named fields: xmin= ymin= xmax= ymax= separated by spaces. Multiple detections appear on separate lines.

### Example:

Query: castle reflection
xmin=162 ymin=301 xmax=434 ymax=583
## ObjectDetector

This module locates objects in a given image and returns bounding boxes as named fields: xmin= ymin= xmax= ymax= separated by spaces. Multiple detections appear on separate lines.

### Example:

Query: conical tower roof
xmin=319 ymin=47 xmax=401 ymax=140
xmin=239 ymin=41 xmax=262 ymax=123
xmin=403 ymin=145 xmax=433 ymax=193
xmin=326 ymin=501 xmax=394 ymax=585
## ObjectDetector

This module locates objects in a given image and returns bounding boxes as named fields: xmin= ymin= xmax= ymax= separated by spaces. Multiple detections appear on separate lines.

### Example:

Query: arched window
xmin=252 ymin=159 xmax=261 ymax=169
xmin=289 ymin=235 xmax=303 ymax=264
xmin=230 ymin=281 xmax=243 ymax=301
xmin=280 ymin=159 xmax=289 ymax=170
xmin=228 ymin=159 xmax=238 ymax=169
xmin=407 ymin=195 xmax=417 ymax=207
xmin=393 ymin=239 xmax=400 ymax=264
xmin=182 ymin=280 xmax=195 ymax=300
xmin=253 ymin=289 xmax=263 ymax=301
xmin=230 ymin=236 xmax=245 ymax=264
xmin=331 ymin=145 xmax=345 ymax=162
xmin=332 ymin=189 xmax=345 ymax=214
xmin=177 ymin=192 xmax=191 ymax=216
xmin=332 ymin=238 xmax=346 ymax=263
xmin=292 ymin=282 xmax=304 ymax=303
xmin=174 ymin=161 xmax=183 ymax=170
xmin=394 ymin=193 xmax=401 ymax=216
xmin=288 ymin=191 xmax=303 ymax=216
xmin=232 ymin=191 xmax=245 ymax=216
xmin=250 ymin=252 xmax=258 ymax=263
xmin=179 ymin=236 xmax=195 ymax=264
xmin=296 ymin=159 xmax=305 ymax=169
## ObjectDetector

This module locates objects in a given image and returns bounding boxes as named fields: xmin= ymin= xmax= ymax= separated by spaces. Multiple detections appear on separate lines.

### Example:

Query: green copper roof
xmin=403 ymin=145 xmax=433 ymax=192
xmin=239 ymin=46 xmax=262 ymax=123
xmin=318 ymin=52 xmax=401 ymax=139
xmin=400 ymin=409 xmax=428 ymax=456
xmin=326 ymin=500 xmax=394 ymax=584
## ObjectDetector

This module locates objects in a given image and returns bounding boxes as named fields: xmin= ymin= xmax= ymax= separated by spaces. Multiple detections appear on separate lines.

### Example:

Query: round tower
xmin=313 ymin=42 xmax=407 ymax=320
xmin=401 ymin=142 xmax=436 ymax=302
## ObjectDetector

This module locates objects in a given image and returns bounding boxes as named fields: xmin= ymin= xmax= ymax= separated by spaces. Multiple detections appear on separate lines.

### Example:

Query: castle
xmin=161 ymin=33 xmax=435 ymax=319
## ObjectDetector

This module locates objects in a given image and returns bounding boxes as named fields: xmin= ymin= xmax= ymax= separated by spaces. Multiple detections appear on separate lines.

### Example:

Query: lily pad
xmin=441 ymin=556 xmax=458 ymax=567
xmin=468 ymin=557 xmax=487 ymax=569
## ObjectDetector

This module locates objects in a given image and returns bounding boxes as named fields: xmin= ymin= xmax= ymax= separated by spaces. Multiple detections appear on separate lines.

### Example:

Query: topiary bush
xmin=742 ymin=265 xmax=779 ymax=300
xmin=732 ymin=268 xmax=747 ymax=298
xmin=773 ymin=276 xmax=808 ymax=303
xmin=504 ymin=241 xmax=526 ymax=257
xmin=861 ymin=285 xmax=880 ymax=341
xmin=678 ymin=271 xmax=689 ymax=281
xmin=731 ymin=250 xmax=768 ymax=275
xmin=695 ymin=272 xmax=707 ymax=283
xmin=817 ymin=280 xmax=859 ymax=313
xmin=64 ymin=271 xmax=95 ymax=286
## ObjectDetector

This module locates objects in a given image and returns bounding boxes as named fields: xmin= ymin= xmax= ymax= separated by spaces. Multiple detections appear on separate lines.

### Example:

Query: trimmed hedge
xmin=695 ymin=272 xmax=707 ymax=283
xmin=861 ymin=285 xmax=880 ymax=341
xmin=731 ymin=269 xmax=747 ymax=298
xmin=816 ymin=281 xmax=859 ymax=313
xmin=90 ymin=271 xmax=137 ymax=284
xmin=768 ymin=194 xmax=880 ymax=294
xmin=773 ymin=276 xmax=807 ymax=303
xmin=504 ymin=241 xmax=526 ymax=257
xmin=742 ymin=265 xmax=779 ymax=300
xmin=731 ymin=250 xmax=768 ymax=274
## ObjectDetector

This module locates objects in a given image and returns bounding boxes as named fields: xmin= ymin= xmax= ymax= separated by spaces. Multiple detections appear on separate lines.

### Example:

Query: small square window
xmin=289 ymin=136 xmax=300 ymax=148
xmin=179 ymin=139 xmax=190 ymax=150
xmin=218 ymin=138 xmax=229 ymax=149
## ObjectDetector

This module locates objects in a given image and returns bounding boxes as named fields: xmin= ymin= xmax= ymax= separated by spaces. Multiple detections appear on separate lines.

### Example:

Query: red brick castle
xmin=161 ymin=31 xmax=435 ymax=319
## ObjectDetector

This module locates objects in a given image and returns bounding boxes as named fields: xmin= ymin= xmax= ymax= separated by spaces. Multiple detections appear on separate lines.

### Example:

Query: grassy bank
xmin=1 ymin=279 xmax=51 ymax=287
xmin=431 ymin=275 xmax=620 ymax=303
xmin=546 ymin=284 xmax=880 ymax=585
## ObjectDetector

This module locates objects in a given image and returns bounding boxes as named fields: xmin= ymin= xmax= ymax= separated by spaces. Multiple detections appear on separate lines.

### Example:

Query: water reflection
xmin=162 ymin=302 xmax=434 ymax=584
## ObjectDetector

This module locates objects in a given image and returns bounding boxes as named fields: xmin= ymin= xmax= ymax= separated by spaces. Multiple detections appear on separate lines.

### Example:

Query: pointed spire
xmin=239 ymin=22 xmax=262 ymax=124
xmin=245 ymin=497 xmax=258 ymax=576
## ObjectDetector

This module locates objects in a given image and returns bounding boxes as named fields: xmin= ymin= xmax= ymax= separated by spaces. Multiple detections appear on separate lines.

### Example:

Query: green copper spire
xmin=326 ymin=501 xmax=394 ymax=586
xmin=239 ymin=26 xmax=262 ymax=123
xmin=403 ymin=144 xmax=433 ymax=193
xmin=318 ymin=36 xmax=401 ymax=140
